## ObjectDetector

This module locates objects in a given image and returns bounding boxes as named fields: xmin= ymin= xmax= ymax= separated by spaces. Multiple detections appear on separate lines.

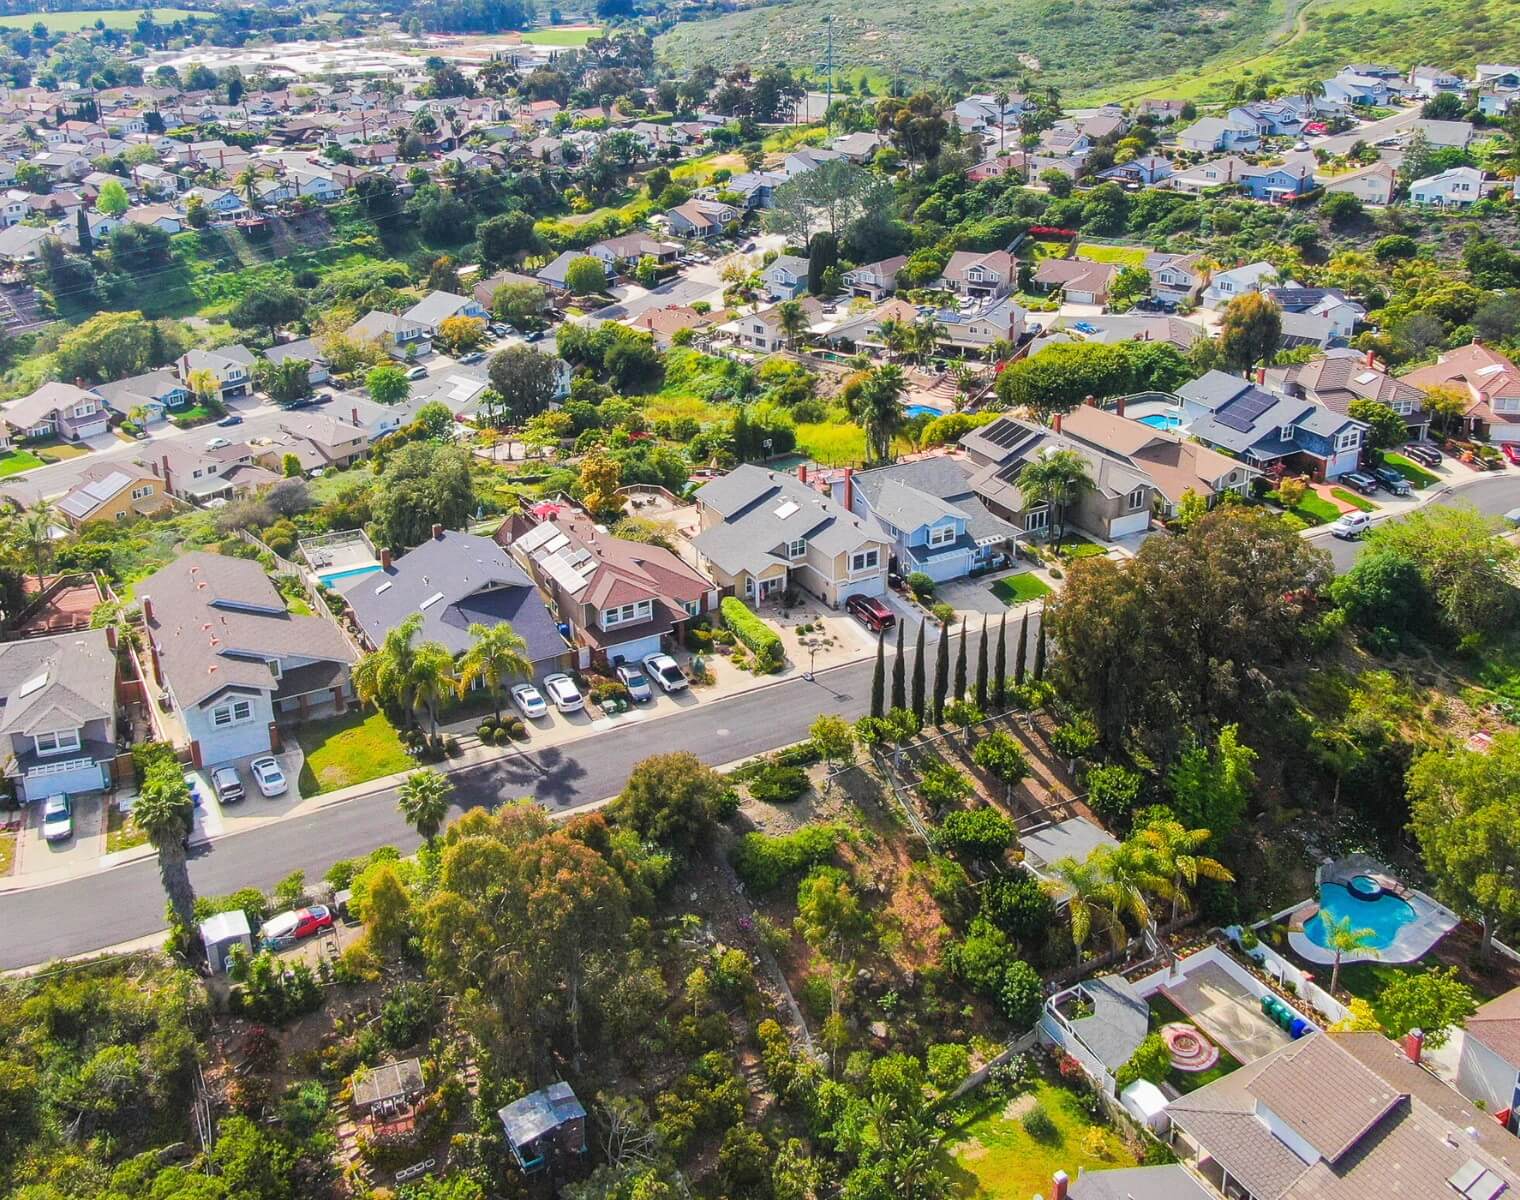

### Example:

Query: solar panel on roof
xmin=541 ymin=533 xmax=570 ymax=556
xmin=980 ymin=419 xmax=1028 ymax=449
xmin=543 ymin=554 xmax=589 ymax=595
xmin=513 ymin=523 xmax=559 ymax=554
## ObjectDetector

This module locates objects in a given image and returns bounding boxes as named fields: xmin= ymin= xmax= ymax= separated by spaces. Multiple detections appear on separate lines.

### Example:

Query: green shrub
xmin=998 ymin=959 xmax=1043 ymax=1027
xmin=1021 ymin=1104 xmax=1057 ymax=1141
xmin=907 ymin=571 xmax=935 ymax=597
xmin=380 ymin=981 xmax=436 ymax=1049
xmin=926 ymin=1042 xmax=972 ymax=1090
xmin=1116 ymin=1032 xmax=1173 ymax=1090
xmin=917 ymin=759 xmax=973 ymax=810
xmin=1050 ymin=715 xmax=1098 ymax=761
xmin=732 ymin=823 xmax=842 ymax=891
xmin=720 ymin=596 xmax=784 ymax=672
xmin=1085 ymin=763 xmax=1144 ymax=825
xmin=972 ymin=730 xmax=1031 ymax=782
xmin=936 ymin=807 xmax=1016 ymax=860
xmin=749 ymin=763 xmax=809 ymax=803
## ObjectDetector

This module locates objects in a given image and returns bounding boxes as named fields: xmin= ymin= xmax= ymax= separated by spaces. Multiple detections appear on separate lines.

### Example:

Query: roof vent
xmin=419 ymin=591 xmax=444 ymax=611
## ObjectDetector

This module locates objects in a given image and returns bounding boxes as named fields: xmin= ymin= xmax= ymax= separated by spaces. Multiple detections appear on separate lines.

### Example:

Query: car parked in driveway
xmin=1330 ymin=511 xmax=1371 ymax=539
xmin=1503 ymin=443 xmax=1520 ymax=467
xmin=406 ymin=365 xmax=428 ymax=380
xmin=249 ymin=756 xmax=288 ymax=797
xmin=642 ymin=653 xmax=689 ymax=693
xmin=458 ymin=351 xmax=485 ymax=364
xmin=542 ymin=673 xmax=585 ymax=713
xmin=615 ymin=663 xmax=653 ymax=702
xmin=1403 ymin=443 xmax=1442 ymax=468
xmin=511 ymin=682 xmax=548 ymax=719
xmin=41 ymin=793 xmax=72 ymax=842
xmin=846 ymin=593 xmax=897 ymax=632
xmin=1371 ymin=466 xmax=1411 ymax=495
xmin=211 ymin=765 xmax=245 ymax=804
xmin=1340 ymin=471 xmax=1380 ymax=495
xmin=258 ymin=905 xmax=333 ymax=946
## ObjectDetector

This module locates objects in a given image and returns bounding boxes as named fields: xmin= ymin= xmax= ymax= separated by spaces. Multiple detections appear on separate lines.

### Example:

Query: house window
xmin=788 ymin=538 xmax=807 ymax=559
xmin=34 ymin=728 xmax=81 ymax=757
xmin=268 ymin=660 xmax=282 ymax=679
xmin=1025 ymin=507 xmax=1049 ymax=531
xmin=1336 ymin=430 xmax=1360 ymax=451
xmin=1280 ymin=425 xmax=1296 ymax=441
xmin=70 ymin=403 xmax=94 ymax=418
xmin=1127 ymin=487 xmax=1147 ymax=511
xmin=210 ymin=699 xmax=254 ymax=728
xmin=131 ymin=485 xmax=153 ymax=499
xmin=602 ymin=599 xmax=654 ymax=629
xmin=850 ymin=549 xmax=879 ymax=573
xmin=682 ymin=600 xmax=701 ymax=617
xmin=927 ymin=524 xmax=956 ymax=548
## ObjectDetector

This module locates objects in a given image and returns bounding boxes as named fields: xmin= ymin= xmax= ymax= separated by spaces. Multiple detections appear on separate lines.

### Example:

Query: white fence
xmin=1038 ymin=1010 xmax=1119 ymax=1096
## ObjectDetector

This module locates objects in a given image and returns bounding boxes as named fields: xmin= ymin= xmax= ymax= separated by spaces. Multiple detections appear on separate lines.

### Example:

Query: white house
xmin=1409 ymin=166 xmax=1487 ymax=207
xmin=1201 ymin=262 xmax=1282 ymax=309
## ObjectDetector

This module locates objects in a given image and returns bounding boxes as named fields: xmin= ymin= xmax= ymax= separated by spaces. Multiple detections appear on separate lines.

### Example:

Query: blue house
xmin=839 ymin=457 xmax=1021 ymax=583
xmin=1238 ymin=159 xmax=1317 ymax=201
xmin=1177 ymin=370 xmax=1368 ymax=481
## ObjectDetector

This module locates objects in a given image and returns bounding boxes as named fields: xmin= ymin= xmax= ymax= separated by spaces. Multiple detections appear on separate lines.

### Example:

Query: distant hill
xmin=656 ymin=0 xmax=1520 ymax=104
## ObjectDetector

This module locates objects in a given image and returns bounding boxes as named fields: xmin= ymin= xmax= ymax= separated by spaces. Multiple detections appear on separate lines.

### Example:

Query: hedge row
xmin=720 ymin=596 xmax=784 ymax=672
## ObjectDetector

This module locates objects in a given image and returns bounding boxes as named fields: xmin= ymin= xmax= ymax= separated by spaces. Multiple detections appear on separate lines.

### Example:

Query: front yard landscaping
xmin=294 ymin=708 xmax=412 ymax=795
xmin=27 ymin=438 xmax=92 ymax=462
xmin=1384 ymin=453 xmax=1441 ymax=488
xmin=1075 ymin=243 xmax=1148 ymax=267
xmin=1287 ymin=491 xmax=1341 ymax=525
xmin=106 ymin=802 xmax=149 ymax=854
xmin=1330 ymin=487 xmax=1377 ymax=512
xmin=991 ymin=573 xmax=1053 ymax=605
xmin=0 ymin=826 xmax=14 ymax=875
xmin=0 ymin=448 xmax=44 ymax=477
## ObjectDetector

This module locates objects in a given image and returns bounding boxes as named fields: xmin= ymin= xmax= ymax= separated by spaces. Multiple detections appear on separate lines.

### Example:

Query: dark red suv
xmin=846 ymin=593 xmax=897 ymax=632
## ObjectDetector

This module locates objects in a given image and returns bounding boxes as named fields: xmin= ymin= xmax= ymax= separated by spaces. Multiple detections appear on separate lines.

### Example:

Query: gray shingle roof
xmin=403 ymin=290 xmax=478 ymax=327
xmin=851 ymin=457 xmax=1021 ymax=544
xmin=1066 ymin=974 xmax=1150 ymax=1071
xmin=0 ymin=627 xmax=115 ymax=735
xmin=1071 ymin=1165 xmax=1214 ymax=1200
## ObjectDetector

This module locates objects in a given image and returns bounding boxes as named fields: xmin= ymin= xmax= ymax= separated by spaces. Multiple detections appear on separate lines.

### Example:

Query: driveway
xmin=15 ymin=791 xmax=105 ymax=876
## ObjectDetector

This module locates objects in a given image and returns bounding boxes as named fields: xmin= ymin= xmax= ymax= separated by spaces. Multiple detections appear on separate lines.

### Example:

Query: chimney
xmin=104 ymin=623 xmax=117 ymax=650
xmin=1053 ymin=412 xmax=1063 ymax=434
xmin=1403 ymin=1028 xmax=1425 ymax=1066
xmin=1255 ymin=365 xmax=1266 ymax=386
xmin=798 ymin=463 xmax=808 ymax=484
xmin=351 ymin=406 xmax=360 ymax=426
xmin=75 ymin=376 xmax=85 ymax=389
xmin=432 ymin=523 xmax=444 ymax=540
xmin=1051 ymin=1171 xmax=1069 ymax=1200
xmin=380 ymin=547 xmax=392 ymax=569
xmin=1085 ymin=393 xmax=1097 ymax=407
xmin=843 ymin=467 xmax=854 ymax=513
xmin=1473 ymin=335 xmax=1484 ymax=346
xmin=1116 ymin=395 xmax=1126 ymax=417
xmin=1366 ymin=347 xmax=1376 ymax=368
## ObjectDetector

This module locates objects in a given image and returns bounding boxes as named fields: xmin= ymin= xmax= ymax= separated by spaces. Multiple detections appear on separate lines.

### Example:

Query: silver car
xmin=615 ymin=663 xmax=654 ymax=702
xmin=41 ymin=793 xmax=72 ymax=842
xmin=542 ymin=673 xmax=585 ymax=713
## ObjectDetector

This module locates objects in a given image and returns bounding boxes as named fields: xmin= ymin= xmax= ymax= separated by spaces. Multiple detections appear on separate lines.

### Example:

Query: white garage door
xmin=838 ymin=573 xmax=887 ymax=602
xmin=198 ymin=721 xmax=270 ymax=768
xmin=606 ymin=632 xmax=664 ymax=667
xmin=1108 ymin=511 xmax=1151 ymax=539
xmin=21 ymin=761 xmax=106 ymax=802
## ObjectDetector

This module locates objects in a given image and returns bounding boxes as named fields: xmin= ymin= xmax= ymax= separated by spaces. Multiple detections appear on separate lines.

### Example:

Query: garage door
xmin=605 ymin=632 xmax=664 ymax=667
xmin=1108 ymin=511 xmax=1151 ymax=539
xmin=21 ymin=761 xmax=106 ymax=803
xmin=198 ymin=721 xmax=271 ymax=768
xmin=838 ymin=573 xmax=887 ymax=603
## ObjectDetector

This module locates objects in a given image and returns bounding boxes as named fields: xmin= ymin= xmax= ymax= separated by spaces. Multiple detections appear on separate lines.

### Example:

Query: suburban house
xmin=1097 ymin=154 xmax=1174 ymax=187
xmin=1042 ymin=313 xmax=1205 ymax=352
xmin=629 ymin=304 xmax=714 ymax=347
xmin=1324 ymin=69 xmax=1396 ymax=106
xmin=1409 ymin=65 xmax=1466 ymax=97
xmin=1403 ymin=339 xmax=1520 ymax=440
xmin=665 ymin=199 xmax=737 ymax=240
xmin=737 ymin=298 xmax=823 ymax=354
xmin=1456 ymin=986 xmax=1520 ymax=1128
xmin=262 ymin=337 xmax=331 ymax=388
xmin=138 ymin=444 xmax=282 ymax=505
xmin=588 ymin=233 xmax=680 ymax=270
xmin=1032 ymin=258 xmax=1119 ymax=306
xmin=1411 ymin=117 xmax=1475 ymax=148
xmin=95 ymin=369 xmax=191 ymax=423
xmin=934 ymin=296 xmax=1026 ymax=352
xmin=2 ymin=381 xmax=110 ymax=442
xmin=1409 ymin=166 xmax=1487 ymax=207
xmin=338 ymin=528 xmax=569 ymax=681
xmin=537 ymin=249 xmax=610 ymax=292
xmin=1145 ymin=252 xmax=1210 ymax=305
xmin=829 ymin=130 xmax=883 ymax=162
xmin=1267 ymin=348 xmax=1428 ymax=440
xmin=691 ymin=464 xmax=891 ymax=606
xmin=1060 ymin=401 xmax=1259 ymax=516
xmin=966 ymin=152 xmax=1029 ymax=182
xmin=1201 ymin=262 xmax=1281 ymax=309
xmin=1175 ymin=115 xmax=1261 ymax=153
xmin=138 ymin=553 xmax=358 ymax=766
xmin=823 ymin=298 xmax=925 ymax=352
xmin=1168 ymin=155 xmax=1255 ymax=195
xmin=1264 ymin=287 xmax=1365 ymax=340
xmin=0 ymin=627 xmax=119 ymax=803
xmin=502 ymin=505 xmax=718 ymax=669
xmin=402 ymin=289 xmax=489 ymax=335
xmin=959 ymin=415 xmax=1157 ymax=541
xmin=254 ymin=412 xmax=369 ymax=475
xmin=839 ymin=457 xmax=1021 ymax=582
xmin=1178 ymin=370 xmax=1368 ymax=480
xmin=176 ymin=345 xmax=255 ymax=401
xmin=1229 ymin=100 xmax=1308 ymax=137
xmin=347 ymin=310 xmax=432 ymax=359
xmin=1235 ymin=157 xmax=1317 ymax=202
xmin=473 ymin=270 xmax=551 ymax=314
xmin=56 ymin=463 xmax=170 ymax=526
xmin=940 ymin=249 xmax=1015 ymax=299
xmin=762 ymin=254 xmax=809 ymax=300
xmin=842 ymin=256 xmax=908 ymax=301
xmin=1319 ymin=160 xmax=1397 ymax=206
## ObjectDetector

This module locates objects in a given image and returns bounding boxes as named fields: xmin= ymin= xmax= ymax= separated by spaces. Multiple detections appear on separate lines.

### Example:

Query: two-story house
xmin=0 ymin=627 xmax=120 ymax=802
xmin=1201 ymin=262 xmax=1282 ymax=309
xmin=840 ymin=459 xmax=1021 ymax=582
xmin=1268 ymin=348 xmax=1427 ymax=441
xmin=1032 ymin=258 xmax=1119 ymax=306
xmin=56 ymin=462 xmax=170 ymax=526
xmin=1403 ymin=338 xmax=1520 ymax=441
xmin=139 ymin=444 xmax=282 ymax=505
xmin=95 ymin=369 xmax=191 ymax=424
xmin=1456 ymin=985 xmax=1520 ymax=1128
xmin=139 ymin=553 xmax=357 ymax=766
xmin=665 ymin=200 xmax=737 ymax=240
xmin=262 ymin=337 xmax=331 ymax=389
xmin=588 ymin=234 xmax=681 ymax=271
xmin=1236 ymin=156 xmax=1317 ymax=202
xmin=762 ymin=254 xmax=809 ymax=301
xmin=2 ymin=382 xmax=110 ymax=442
xmin=1168 ymin=155 xmax=1255 ymax=196
xmin=692 ymin=464 xmax=891 ymax=606
xmin=1144 ymin=252 xmax=1210 ymax=306
xmin=738 ymin=298 xmax=824 ymax=354
xmin=1319 ymin=160 xmax=1397 ymax=206
xmin=347 ymin=310 xmax=432 ymax=359
xmin=1175 ymin=115 xmax=1261 ymax=154
xmin=503 ymin=505 xmax=718 ymax=668
xmin=843 ymin=256 xmax=909 ymax=301
xmin=1409 ymin=166 xmax=1487 ymax=207
xmin=939 ymin=250 xmax=1015 ymax=299
xmin=254 ymin=412 xmax=369 ymax=475
xmin=176 ymin=345 xmax=255 ymax=401
xmin=1263 ymin=288 xmax=1365 ymax=341
xmin=402 ymin=289 xmax=489 ymax=336
xmin=1178 ymin=370 xmax=1368 ymax=480
xmin=935 ymin=296 xmax=1027 ymax=353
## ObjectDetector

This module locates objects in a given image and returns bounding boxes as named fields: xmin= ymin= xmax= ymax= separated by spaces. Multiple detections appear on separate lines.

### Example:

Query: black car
xmin=1340 ymin=471 xmax=1380 ymax=496
xmin=1370 ymin=466 xmax=1411 ymax=495
xmin=216 ymin=413 xmax=243 ymax=427
xmin=1403 ymin=443 xmax=1442 ymax=468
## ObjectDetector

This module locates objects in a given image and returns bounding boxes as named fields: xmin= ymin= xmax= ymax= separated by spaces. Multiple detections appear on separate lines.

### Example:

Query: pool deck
xmin=1288 ymin=885 xmax=1461 ymax=966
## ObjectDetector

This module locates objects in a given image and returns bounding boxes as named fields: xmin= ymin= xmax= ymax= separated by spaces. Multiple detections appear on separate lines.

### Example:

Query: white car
xmin=204 ymin=436 xmax=230 ymax=450
xmin=1329 ymin=511 xmax=1372 ymax=540
xmin=615 ymin=663 xmax=653 ymax=702
xmin=406 ymin=365 xmax=428 ymax=380
xmin=542 ymin=673 xmax=585 ymax=713
xmin=41 ymin=793 xmax=72 ymax=842
xmin=249 ymin=756 xmax=288 ymax=797
xmin=642 ymin=653 xmax=689 ymax=693
xmin=511 ymin=682 xmax=549 ymax=719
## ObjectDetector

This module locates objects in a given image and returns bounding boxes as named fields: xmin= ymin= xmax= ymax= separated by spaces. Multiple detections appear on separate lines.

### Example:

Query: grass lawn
xmin=1148 ymin=993 xmax=1244 ymax=1094
xmin=1049 ymin=533 xmax=1108 ymax=560
xmin=168 ymin=405 xmax=221 ymax=428
xmin=796 ymin=420 xmax=868 ymax=465
xmin=1289 ymin=491 xmax=1342 ymax=526
xmin=1330 ymin=487 xmax=1377 ymax=512
xmin=991 ymin=573 xmax=1053 ymax=605
xmin=0 ymin=827 xmax=13 ymax=876
xmin=30 ymin=439 xmax=93 ymax=462
xmin=521 ymin=25 xmax=602 ymax=45
xmin=106 ymin=803 xmax=149 ymax=854
xmin=1076 ymin=243 xmax=1148 ymax=267
xmin=671 ymin=152 xmax=748 ymax=187
xmin=0 ymin=7 xmax=198 ymax=29
xmin=295 ymin=709 xmax=413 ymax=796
xmin=951 ymin=1080 xmax=1135 ymax=1197
xmin=0 ymin=449 xmax=43 ymax=477
xmin=1384 ymin=453 xmax=1441 ymax=488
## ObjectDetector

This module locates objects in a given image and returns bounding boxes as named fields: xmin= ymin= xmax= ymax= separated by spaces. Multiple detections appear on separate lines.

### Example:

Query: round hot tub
xmin=1347 ymin=874 xmax=1384 ymax=901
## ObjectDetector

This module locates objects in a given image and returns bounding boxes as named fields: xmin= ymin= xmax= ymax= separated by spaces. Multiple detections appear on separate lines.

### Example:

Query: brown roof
xmin=1274 ymin=350 xmax=1425 ymax=417
xmin=1465 ymin=987 xmax=1520 ymax=1068
xmin=1250 ymin=1033 xmax=1402 ymax=1162
xmin=1403 ymin=341 xmax=1520 ymax=417
xmin=1033 ymin=257 xmax=1119 ymax=295
xmin=1059 ymin=404 xmax=1253 ymax=504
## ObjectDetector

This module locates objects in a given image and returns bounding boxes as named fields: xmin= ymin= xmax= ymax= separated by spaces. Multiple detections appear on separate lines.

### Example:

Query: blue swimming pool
xmin=904 ymin=404 xmax=943 ymax=420
xmin=317 ymin=563 xmax=382 ymax=585
xmin=1304 ymin=880 xmax=1417 ymax=951
xmin=1136 ymin=413 xmax=1183 ymax=431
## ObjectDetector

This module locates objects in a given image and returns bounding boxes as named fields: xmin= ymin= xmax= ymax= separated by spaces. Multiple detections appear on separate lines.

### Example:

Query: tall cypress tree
xmin=911 ymin=620 xmax=927 ymax=723
xmin=1015 ymin=608 xmax=1029 ymax=686
xmin=870 ymin=628 xmax=885 ymax=718
xmin=993 ymin=612 xmax=1007 ymax=706
xmin=890 ymin=620 xmax=906 ymax=711
xmin=76 ymin=207 xmax=92 ymax=255
xmin=932 ymin=621 xmax=950 ymax=724
xmin=975 ymin=616 xmax=989 ymax=711
xmin=953 ymin=619 xmax=968 ymax=701
xmin=1034 ymin=618 xmax=1047 ymax=681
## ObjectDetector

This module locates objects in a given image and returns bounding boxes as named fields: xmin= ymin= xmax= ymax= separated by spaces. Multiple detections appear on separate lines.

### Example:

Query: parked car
xmin=41 ymin=793 xmax=72 ymax=842
xmin=1370 ymin=466 xmax=1411 ymax=495
xmin=211 ymin=765 xmax=245 ymax=804
xmin=1340 ymin=471 xmax=1380 ymax=495
xmin=406 ymin=365 xmax=428 ymax=380
xmin=204 ymin=436 xmax=230 ymax=450
xmin=615 ymin=663 xmax=653 ymax=702
xmin=510 ymin=682 xmax=548 ymax=719
xmin=1503 ymin=443 xmax=1520 ymax=467
xmin=642 ymin=653 xmax=689 ymax=693
xmin=542 ymin=673 xmax=585 ymax=713
xmin=457 ymin=351 xmax=485 ymax=364
xmin=216 ymin=414 xmax=243 ymax=427
xmin=249 ymin=756 xmax=288 ymax=797
xmin=1330 ymin=512 xmax=1372 ymax=539
xmin=488 ymin=322 xmax=512 ymax=337
xmin=258 ymin=905 xmax=333 ymax=946
xmin=1403 ymin=443 xmax=1442 ymax=467
xmin=846 ymin=593 xmax=897 ymax=632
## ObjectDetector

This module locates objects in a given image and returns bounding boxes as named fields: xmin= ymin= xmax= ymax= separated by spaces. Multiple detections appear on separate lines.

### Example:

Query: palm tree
xmin=1017 ymin=447 xmax=1095 ymax=545
xmin=408 ymin=641 xmax=456 ymax=736
xmin=1320 ymin=910 xmax=1379 ymax=995
xmin=876 ymin=317 xmax=912 ymax=361
xmin=776 ymin=299 xmax=808 ymax=349
xmin=856 ymin=364 xmax=908 ymax=464
xmin=1103 ymin=842 xmax=1171 ymax=944
xmin=234 ymin=166 xmax=260 ymax=211
xmin=187 ymin=367 xmax=220 ymax=410
xmin=1041 ymin=853 xmax=1125 ymax=953
xmin=1135 ymin=819 xmax=1235 ymax=926
xmin=15 ymin=501 xmax=55 ymax=592
xmin=397 ymin=768 xmax=453 ymax=846
xmin=353 ymin=612 xmax=423 ymax=718
xmin=994 ymin=88 xmax=1010 ymax=154
xmin=456 ymin=621 xmax=531 ymax=720
xmin=134 ymin=775 xmax=197 ymax=950
xmin=911 ymin=317 xmax=945 ymax=364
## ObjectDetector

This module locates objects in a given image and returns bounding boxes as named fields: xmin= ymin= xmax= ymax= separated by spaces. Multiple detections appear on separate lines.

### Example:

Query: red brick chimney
xmin=141 ymin=595 xmax=154 ymax=624
xmin=380 ymin=547 xmax=392 ymax=569
xmin=1116 ymin=395 xmax=1126 ymax=417
xmin=351 ymin=406 xmax=360 ymax=426
xmin=104 ymin=623 xmax=117 ymax=650
xmin=1366 ymin=348 xmax=1376 ymax=368
xmin=1050 ymin=1171 xmax=1069 ymax=1200
xmin=1085 ymin=393 xmax=1097 ymax=407
xmin=1255 ymin=365 xmax=1267 ymax=386
xmin=1403 ymin=1028 xmax=1425 ymax=1066
xmin=798 ymin=463 xmax=808 ymax=484
xmin=432 ymin=523 xmax=444 ymax=540
xmin=843 ymin=467 xmax=853 ymax=512
xmin=1053 ymin=412 xmax=1063 ymax=434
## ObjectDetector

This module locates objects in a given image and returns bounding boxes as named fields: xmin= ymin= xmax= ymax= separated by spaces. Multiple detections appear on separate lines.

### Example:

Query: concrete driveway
xmin=16 ymin=791 xmax=104 ymax=875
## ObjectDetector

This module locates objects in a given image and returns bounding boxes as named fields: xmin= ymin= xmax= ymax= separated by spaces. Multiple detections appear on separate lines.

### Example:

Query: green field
xmin=0 ymin=7 xmax=200 ymax=31
xmin=521 ymin=25 xmax=602 ymax=45
xmin=295 ymin=709 xmax=413 ymax=796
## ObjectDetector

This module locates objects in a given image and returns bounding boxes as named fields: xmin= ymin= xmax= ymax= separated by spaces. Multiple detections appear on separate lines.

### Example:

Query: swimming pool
xmin=1304 ymin=881 xmax=1417 ymax=951
xmin=317 ymin=563 xmax=382 ymax=585
xmin=1136 ymin=413 xmax=1183 ymax=431
xmin=904 ymin=404 xmax=944 ymax=420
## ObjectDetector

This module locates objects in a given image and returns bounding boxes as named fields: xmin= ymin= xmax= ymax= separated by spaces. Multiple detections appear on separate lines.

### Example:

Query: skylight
xmin=16 ymin=672 xmax=47 ymax=698
xmin=1478 ymin=364 xmax=1505 ymax=377
xmin=419 ymin=592 xmax=445 ymax=610
xmin=374 ymin=581 xmax=393 ymax=595
xmin=1354 ymin=371 xmax=1377 ymax=384
xmin=775 ymin=500 xmax=800 ymax=519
